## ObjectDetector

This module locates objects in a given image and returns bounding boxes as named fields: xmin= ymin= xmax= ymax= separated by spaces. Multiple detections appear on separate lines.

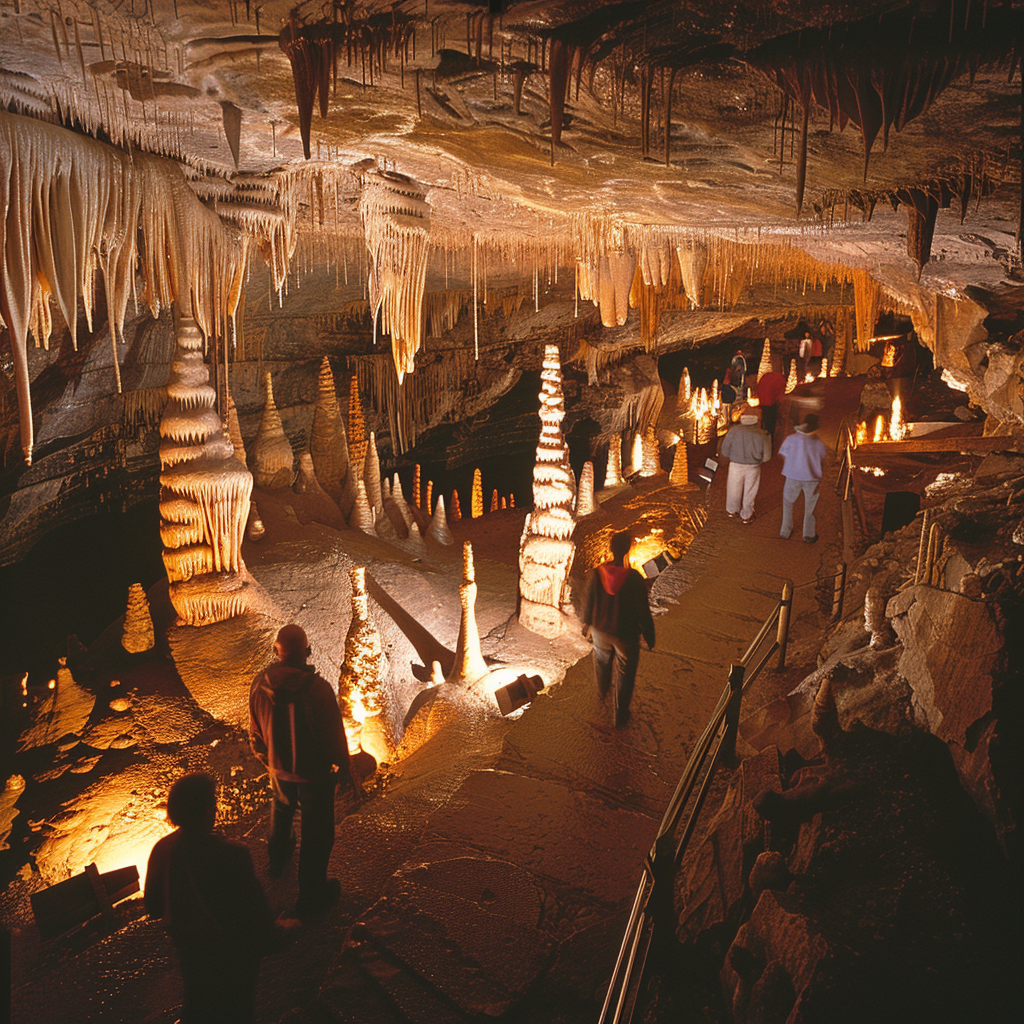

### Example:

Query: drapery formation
xmin=0 ymin=111 xmax=246 ymax=465
xmin=359 ymin=170 xmax=430 ymax=383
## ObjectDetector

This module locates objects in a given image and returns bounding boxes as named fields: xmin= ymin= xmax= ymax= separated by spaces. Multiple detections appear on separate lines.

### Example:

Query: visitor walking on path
xmin=579 ymin=531 xmax=655 ymax=728
xmin=727 ymin=347 xmax=747 ymax=399
xmin=778 ymin=413 xmax=827 ymax=543
xmin=757 ymin=358 xmax=786 ymax=441
xmin=721 ymin=412 xmax=772 ymax=524
xmin=145 ymin=773 xmax=283 ymax=1024
xmin=249 ymin=624 xmax=357 ymax=920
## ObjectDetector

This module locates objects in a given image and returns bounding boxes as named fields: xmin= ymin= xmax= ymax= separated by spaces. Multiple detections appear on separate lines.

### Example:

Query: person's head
xmin=797 ymin=413 xmax=820 ymax=434
xmin=610 ymin=531 xmax=632 ymax=565
xmin=275 ymin=623 xmax=311 ymax=666
xmin=166 ymin=773 xmax=217 ymax=833
xmin=735 ymin=348 xmax=744 ymax=358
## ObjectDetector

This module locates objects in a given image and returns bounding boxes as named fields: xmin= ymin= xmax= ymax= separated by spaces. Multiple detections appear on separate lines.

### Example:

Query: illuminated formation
xmin=351 ymin=481 xmax=376 ymax=535
xmin=121 ymin=584 xmax=155 ymax=654
xmin=388 ymin=474 xmax=414 ymax=536
xmin=450 ymin=491 xmax=463 ymax=522
xmin=604 ymin=435 xmax=624 ymax=488
xmin=309 ymin=357 xmax=348 ymax=505
xmin=757 ymin=338 xmax=773 ymax=382
xmin=360 ymin=170 xmax=431 ymax=382
xmin=629 ymin=432 xmax=644 ymax=476
xmin=337 ymin=567 xmax=390 ymax=759
xmin=640 ymin=427 xmax=660 ymax=477
xmin=365 ymin=432 xmax=385 ymax=524
xmin=159 ymin=318 xmax=255 ymax=625
xmin=252 ymin=373 xmax=295 ymax=489
xmin=412 ymin=464 xmax=422 ymax=509
xmin=670 ymin=440 xmax=690 ymax=486
xmin=676 ymin=368 xmax=692 ymax=412
xmin=785 ymin=360 xmax=799 ymax=394
xmin=518 ymin=345 xmax=576 ymax=638
xmin=472 ymin=469 xmax=484 ymax=518
xmin=490 ymin=490 xmax=500 ymax=513
xmin=427 ymin=496 xmax=454 ymax=545
xmin=577 ymin=462 xmax=597 ymax=516
xmin=446 ymin=542 xmax=490 ymax=686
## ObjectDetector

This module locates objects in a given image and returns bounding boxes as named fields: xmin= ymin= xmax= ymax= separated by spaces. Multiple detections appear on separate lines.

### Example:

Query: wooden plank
xmin=31 ymin=865 xmax=139 ymax=940
xmin=854 ymin=435 xmax=1017 ymax=456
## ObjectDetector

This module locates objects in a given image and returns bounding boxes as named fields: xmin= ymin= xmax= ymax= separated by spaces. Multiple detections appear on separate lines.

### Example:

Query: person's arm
xmin=144 ymin=837 xmax=169 ymax=919
xmin=310 ymin=678 xmax=358 ymax=792
xmin=248 ymin=678 xmax=269 ymax=766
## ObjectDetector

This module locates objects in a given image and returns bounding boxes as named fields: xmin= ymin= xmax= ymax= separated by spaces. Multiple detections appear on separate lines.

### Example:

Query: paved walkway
xmin=318 ymin=378 xmax=860 ymax=1023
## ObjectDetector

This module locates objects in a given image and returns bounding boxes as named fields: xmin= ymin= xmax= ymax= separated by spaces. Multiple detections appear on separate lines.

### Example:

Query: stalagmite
xmin=252 ymin=372 xmax=295 ymax=488
xmin=226 ymin=396 xmax=246 ymax=465
xmin=426 ymin=495 xmax=454 ymax=545
xmin=576 ymin=461 xmax=597 ymax=516
xmin=347 ymin=375 xmax=368 ymax=467
xmin=159 ymin=317 xmax=255 ymax=626
xmin=785 ymin=360 xmax=799 ymax=394
xmin=425 ymin=480 xmax=434 ymax=515
xmin=450 ymin=490 xmax=462 ymax=522
xmin=640 ymin=427 xmax=660 ymax=477
xmin=310 ymin=356 xmax=349 ymax=503
xmin=294 ymin=452 xmax=345 ymax=529
xmin=604 ymin=434 xmax=624 ymax=488
xmin=446 ymin=542 xmax=490 ymax=686
xmin=676 ymin=368 xmax=692 ymax=413
xmin=122 ymin=584 xmax=155 ymax=654
xmin=350 ymin=480 xmax=376 ymax=535
xmin=630 ymin=432 xmax=644 ymax=476
xmin=518 ymin=344 xmax=576 ymax=639
xmin=757 ymin=338 xmax=773 ymax=382
xmin=471 ymin=469 xmax=483 ymax=518
xmin=365 ymin=432 xmax=384 ymax=522
xmin=490 ymin=489 xmax=499 ymax=513
xmin=412 ymin=464 xmax=422 ymax=509
xmin=382 ymin=476 xmax=410 ymax=539
xmin=337 ymin=567 xmax=391 ymax=756
xmin=360 ymin=171 xmax=430 ymax=382
xmin=246 ymin=502 xmax=265 ymax=542
xmin=670 ymin=441 xmax=690 ymax=486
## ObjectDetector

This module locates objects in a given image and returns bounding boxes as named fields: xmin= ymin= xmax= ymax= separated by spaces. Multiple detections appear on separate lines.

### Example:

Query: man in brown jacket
xmin=249 ymin=624 xmax=355 ymax=919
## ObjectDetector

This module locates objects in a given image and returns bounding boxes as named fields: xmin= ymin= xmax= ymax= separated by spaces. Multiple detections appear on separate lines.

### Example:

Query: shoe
xmin=741 ymin=516 xmax=754 ymax=525
xmin=780 ymin=533 xmax=791 ymax=540
xmin=727 ymin=511 xmax=739 ymax=519
xmin=804 ymin=535 xmax=819 ymax=544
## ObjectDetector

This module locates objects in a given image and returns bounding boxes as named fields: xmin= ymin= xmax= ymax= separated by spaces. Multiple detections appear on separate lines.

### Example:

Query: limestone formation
xmin=577 ymin=461 xmax=597 ymax=516
xmin=122 ymin=584 xmax=155 ymax=654
xmin=309 ymin=357 xmax=349 ymax=503
xmin=676 ymin=368 xmax=692 ymax=412
xmin=450 ymin=490 xmax=462 ymax=522
xmin=350 ymin=480 xmax=376 ymax=535
xmin=347 ymin=374 xmax=368 ymax=468
xmin=604 ymin=435 xmax=624 ymax=488
xmin=757 ymin=338 xmax=773 ymax=382
xmin=365 ymin=432 xmax=385 ymax=522
xmin=225 ymin=395 xmax=246 ymax=465
xmin=426 ymin=495 xmax=454 ymax=545
xmin=246 ymin=501 xmax=265 ymax=542
xmin=490 ymin=489 xmax=499 ymax=513
xmin=785 ymin=360 xmax=799 ymax=394
xmin=629 ymin=431 xmax=644 ymax=476
xmin=425 ymin=480 xmax=434 ymax=515
xmin=412 ymin=464 xmax=422 ymax=509
xmin=294 ymin=452 xmax=345 ymax=530
xmin=252 ymin=372 xmax=295 ymax=489
xmin=447 ymin=542 xmax=490 ymax=686
xmin=670 ymin=440 xmax=690 ymax=486
xmin=388 ymin=474 xmax=415 ymax=534
xmin=519 ymin=345 xmax=576 ymax=638
xmin=640 ymin=427 xmax=660 ymax=477
xmin=471 ymin=469 xmax=484 ymax=518
xmin=159 ymin=317 xmax=256 ymax=626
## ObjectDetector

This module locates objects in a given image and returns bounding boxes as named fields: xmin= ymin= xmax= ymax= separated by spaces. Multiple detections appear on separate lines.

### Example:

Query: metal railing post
xmin=831 ymin=562 xmax=847 ymax=622
xmin=722 ymin=663 xmax=745 ymax=764
xmin=776 ymin=580 xmax=793 ymax=669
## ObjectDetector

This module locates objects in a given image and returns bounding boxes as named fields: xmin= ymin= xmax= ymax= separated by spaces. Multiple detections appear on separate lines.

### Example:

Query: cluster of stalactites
xmin=576 ymin=252 xmax=635 ymax=328
xmin=0 ymin=111 xmax=246 ymax=465
xmin=359 ymin=171 xmax=430 ymax=383
xmin=158 ymin=317 xmax=254 ymax=626
xmin=518 ymin=345 xmax=576 ymax=639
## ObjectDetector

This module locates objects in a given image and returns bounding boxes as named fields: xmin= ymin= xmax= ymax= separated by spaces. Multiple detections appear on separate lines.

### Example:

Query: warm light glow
xmin=631 ymin=432 xmax=644 ymax=473
xmin=666 ymin=431 xmax=680 ymax=445
xmin=855 ymin=421 xmax=868 ymax=446
xmin=940 ymin=368 xmax=969 ymax=392
xmin=888 ymin=395 xmax=908 ymax=440
xmin=818 ymin=360 xmax=827 ymax=378
xmin=873 ymin=416 xmax=884 ymax=443
xmin=803 ymin=372 xmax=815 ymax=384
xmin=861 ymin=466 xmax=886 ymax=477
xmin=746 ymin=388 xmax=759 ymax=406
xmin=881 ymin=342 xmax=896 ymax=368
xmin=628 ymin=529 xmax=666 ymax=574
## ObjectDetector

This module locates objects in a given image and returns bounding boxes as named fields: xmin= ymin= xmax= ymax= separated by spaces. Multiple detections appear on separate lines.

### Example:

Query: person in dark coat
xmin=249 ymin=624 xmax=356 ymax=919
xmin=145 ymin=773 xmax=276 ymax=1024
xmin=579 ymin=531 xmax=656 ymax=728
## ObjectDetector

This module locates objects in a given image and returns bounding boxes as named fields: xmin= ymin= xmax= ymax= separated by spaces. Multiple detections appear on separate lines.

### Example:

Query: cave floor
xmin=5 ymin=379 xmax=856 ymax=1024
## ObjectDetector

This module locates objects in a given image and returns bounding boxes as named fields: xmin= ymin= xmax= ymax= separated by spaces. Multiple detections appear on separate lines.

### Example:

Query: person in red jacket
xmin=249 ymin=624 xmax=356 ymax=919
xmin=579 ymin=531 xmax=656 ymax=727
xmin=756 ymin=357 xmax=787 ymax=441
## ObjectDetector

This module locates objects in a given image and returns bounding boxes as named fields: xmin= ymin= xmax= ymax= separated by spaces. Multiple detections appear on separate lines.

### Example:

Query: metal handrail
xmin=598 ymin=579 xmax=794 ymax=1024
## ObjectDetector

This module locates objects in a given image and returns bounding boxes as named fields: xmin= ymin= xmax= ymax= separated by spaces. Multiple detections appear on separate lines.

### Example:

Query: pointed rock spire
xmin=471 ymin=468 xmax=483 ymax=518
xmin=252 ymin=372 xmax=294 ymax=488
xmin=576 ymin=461 xmax=597 ymax=515
xmin=310 ymin=356 xmax=349 ymax=503
xmin=294 ymin=452 xmax=345 ymax=529
xmin=122 ymin=583 xmax=155 ymax=653
xmin=447 ymin=541 xmax=490 ymax=685
xmin=640 ymin=427 xmax=660 ymax=477
xmin=350 ymin=480 xmax=376 ymax=535
xmin=412 ymin=464 xmax=422 ymax=508
xmin=426 ymin=495 xmax=454 ymax=545
xmin=670 ymin=440 xmax=690 ymax=486
xmin=365 ymin=431 xmax=384 ymax=522
xmin=757 ymin=337 xmax=772 ymax=382
xmin=676 ymin=368 xmax=692 ymax=412
xmin=347 ymin=374 xmax=367 ymax=467
xmin=225 ymin=394 xmax=246 ymax=465
xmin=604 ymin=434 xmax=624 ymax=488
xmin=785 ymin=360 xmax=798 ymax=394
xmin=450 ymin=490 xmax=462 ymax=522
xmin=490 ymin=489 xmax=499 ymax=513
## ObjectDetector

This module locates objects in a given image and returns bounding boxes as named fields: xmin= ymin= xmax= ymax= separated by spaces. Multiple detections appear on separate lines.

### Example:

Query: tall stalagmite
xmin=310 ymin=356 xmax=349 ymax=503
xmin=604 ymin=435 xmax=624 ymax=488
xmin=350 ymin=481 xmax=376 ymax=535
xmin=757 ymin=338 xmax=773 ymax=382
xmin=159 ymin=317 xmax=255 ymax=625
xmin=471 ymin=469 xmax=484 ymax=518
xmin=670 ymin=441 xmax=690 ymax=486
xmin=122 ymin=584 xmax=155 ymax=654
xmin=252 ymin=373 xmax=295 ymax=488
xmin=640 ymin=428 xmax=660 ymax=477
xmin=676 ymin=368 xmax=692 ymax=412
xmin=426 ymin=495 xmax=454 ymax=546
xmin=786 ymin=360 xmax=799 ymax=393
xmin=365 ymin=432 xmax=384 ymax=523
xmin=446 ymin=542 xmax=490 ymax=686
xmin=518 ymin=345 xmax=576 ymax=638
xmin=576 ymin=461 xmax=597 ymax=516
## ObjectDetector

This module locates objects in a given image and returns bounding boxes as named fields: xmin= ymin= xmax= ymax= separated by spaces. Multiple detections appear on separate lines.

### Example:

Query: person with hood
xmin=579 ymin=531 xmax=655 ymax=728
xmin=778 ymin=413 xmax=828 ymax=543
xmin=249 ymin=624 xmax=355 ymax=919
xmin=145 ymin=773 xmax=279 ymax=1024
xmin=721 ymin=410 xmax=772 ymax=524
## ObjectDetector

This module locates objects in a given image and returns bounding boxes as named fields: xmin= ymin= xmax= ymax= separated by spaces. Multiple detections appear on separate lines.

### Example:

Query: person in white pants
xmin=720 ymin=412 xmax=772 ymax=524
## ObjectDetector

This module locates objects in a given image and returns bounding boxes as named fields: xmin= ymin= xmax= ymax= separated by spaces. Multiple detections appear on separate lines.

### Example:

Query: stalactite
xmin=122 ymin=583 xmax=155 ymax=654
xmin=670 ymin=441 xmax=690 ymax=486
xmin=899 ymin=187 xmax=940 ymax=275
xmin=547 ymin=38 xmax=571 ymax=164
xmin=426 ymin=495 xmax=454 ymax=545
xmin=471 ymin=469 xmax=483 ymax=518
xmin=446 ymin=541 xmax=490 ymax=686
xmin=604 ymin=434 xmax=624 ymax=488
xmin=576 ymin=461 xmax=597 ymax=516
xmin=360 ymin=170 xmax=430 ymax=382
xmin=310 ymin=356 xmax=349 ymax=503
xmin=252 ymin=372 xmax=295 ymax=488
xmin=518 ymin=344 xmax=576 ymax=639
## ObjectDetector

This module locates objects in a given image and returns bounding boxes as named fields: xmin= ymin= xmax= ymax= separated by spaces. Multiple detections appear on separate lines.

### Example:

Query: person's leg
xmin=741 ymin=464 xmax=761 ymax=520
xmin=295 ymin=777 xmax=337 ymax=913
xmin=591 ymin=628 xmax=614 ymax=697
xmin=801 ymin=480 xmax=821 ymax=539
xmin=268 ymin=780 xmax=297 ymax=877
xmin=611 ymin=636 xmax=641 ymax=726
xmin=725 ymin=462 xmax=743 ymax=516
xmin=780 ymin=477 xmax=801 ymax=538
xmin=762 ymin=404 xmax=777 ymax=440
